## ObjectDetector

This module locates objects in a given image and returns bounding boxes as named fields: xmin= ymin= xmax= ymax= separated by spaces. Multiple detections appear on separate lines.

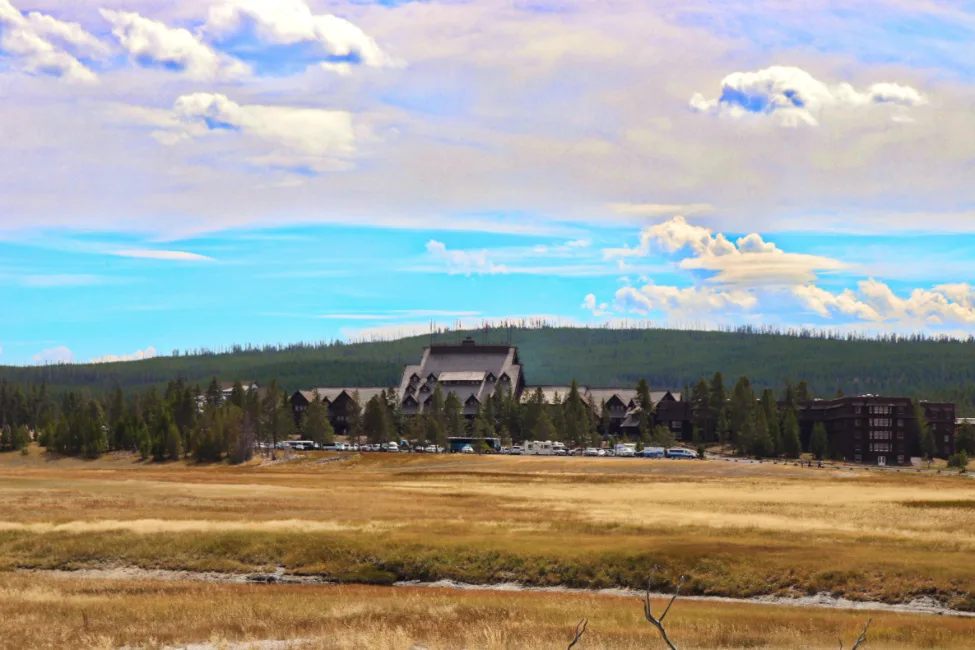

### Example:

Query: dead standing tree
xmin=840 ymin=619 xmax=872 ymax=649
xmin=566 ymin=619 xmax=588 ymax=649
xmin=567 ymin=572 xmax=873 ymax=649
xmin=642 ymin=572 xmax=685 ymax=650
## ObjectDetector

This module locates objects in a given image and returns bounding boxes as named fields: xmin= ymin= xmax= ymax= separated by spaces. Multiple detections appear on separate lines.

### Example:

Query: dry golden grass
xmin=0 ymin=447 xmax=974 ymax=609
xmin=2 ymin=571 xmax=974 ymax=649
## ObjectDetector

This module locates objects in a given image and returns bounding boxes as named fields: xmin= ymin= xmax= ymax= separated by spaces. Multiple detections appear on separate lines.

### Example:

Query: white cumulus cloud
xmin=794 ymin=280 xmax=975 ymax=327
xmin=33 ymin=345 xmax=74 ymax=364
xmin=426 ymin=240 xmax=507 ymax=275
xmin=582 ymin=293 xmax=609 ymax=317
xmin=615 ymin=284 xmax=758 ymax=317
xmin=100 ymin=9 xmax=247 ymax=80
xmin=0 ymin=0 xmax=102 ymax=82
xmin=690 ymin=65 xmax=927 ymax=127
xmin=605 ymin=215 xmax=847 ymax=286
xmin=206 ymin=0 xmax=396 ymax=71
xmin=90 ymin=346 xmax=157 ymax=364
xmin=144 ymin=92 xmax=357 ymax=172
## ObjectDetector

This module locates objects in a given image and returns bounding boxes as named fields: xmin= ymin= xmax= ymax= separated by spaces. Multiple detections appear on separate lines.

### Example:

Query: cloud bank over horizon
xmin=3 ymin=0 xmax=975 ymax=363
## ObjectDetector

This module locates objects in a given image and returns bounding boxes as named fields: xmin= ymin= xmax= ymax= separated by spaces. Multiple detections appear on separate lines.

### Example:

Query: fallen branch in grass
xmin=567 ymin=619 xmax=588 ymax=649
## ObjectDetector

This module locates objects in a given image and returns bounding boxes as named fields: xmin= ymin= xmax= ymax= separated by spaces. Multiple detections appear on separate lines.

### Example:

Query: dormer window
xmin=420 ymin=384 xmax=431 ymax=393
xmin=427 ymin=373 xmax=437 ymax=383
xmin=466 ymin=395 xmax=479 ymax=406
xmin=486 ymin=373 xmax=497 ymax=383
xmin=499 ymin=373 xmax=510 ymax=383
xmin=409 ymin=373 xmax=420 ymax=384
xmin=405 ymin=385 xmax=415 ymax=396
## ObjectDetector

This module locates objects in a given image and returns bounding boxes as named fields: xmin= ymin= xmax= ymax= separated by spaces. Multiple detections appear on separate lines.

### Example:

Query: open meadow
xmin=1 ymin=447 xmax=975 ymax=648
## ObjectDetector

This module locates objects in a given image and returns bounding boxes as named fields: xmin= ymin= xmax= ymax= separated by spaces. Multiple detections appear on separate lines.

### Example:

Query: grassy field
xmin=1 ymin=446 xmax=975 ymax=647
xmin=4 ymin=572 xmax=975 ymax=649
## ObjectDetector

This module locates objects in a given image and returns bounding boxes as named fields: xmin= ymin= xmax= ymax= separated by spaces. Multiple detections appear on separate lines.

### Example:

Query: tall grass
xmin=0 ymin=452 xmax=973 ymax=609
xmin=2 ymin=573 xmax=975 ymax=649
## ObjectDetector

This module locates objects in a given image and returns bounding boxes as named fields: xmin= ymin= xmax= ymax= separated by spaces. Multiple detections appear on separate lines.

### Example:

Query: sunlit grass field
xmin=4 ymin=572 xmax=975 ymax=650
xmin=1 ymin=446 xmax=974 ymax=647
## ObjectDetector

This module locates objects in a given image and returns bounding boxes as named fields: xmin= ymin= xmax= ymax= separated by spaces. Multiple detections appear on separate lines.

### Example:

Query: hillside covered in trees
xmin=4 ymin=326 xmax=975 ymax=412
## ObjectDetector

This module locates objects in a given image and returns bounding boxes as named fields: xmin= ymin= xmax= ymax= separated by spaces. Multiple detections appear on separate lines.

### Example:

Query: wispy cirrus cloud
xmin=113 ymin=249 xmax=214 ymax=262
xmin=609 ymin=203 xmax=715 ymax=218
xmin=15 ymin=274 xmax=113 ymax=288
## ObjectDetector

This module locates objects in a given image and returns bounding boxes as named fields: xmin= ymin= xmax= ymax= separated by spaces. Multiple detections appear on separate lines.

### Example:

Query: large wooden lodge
xmin=288 ymin=338 xmax=956 ymax=464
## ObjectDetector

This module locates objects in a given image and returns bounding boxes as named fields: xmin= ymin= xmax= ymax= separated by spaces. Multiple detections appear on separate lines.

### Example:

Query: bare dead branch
xmin=851 ymin=619 xmax=872 ymax=649
xmin=642 ymin=569 xmax=685 ymax=650
xmin=839 ymin=619 xmax=871 ymax=650
xmin=567 ymin=618 xmax=588 ymax=649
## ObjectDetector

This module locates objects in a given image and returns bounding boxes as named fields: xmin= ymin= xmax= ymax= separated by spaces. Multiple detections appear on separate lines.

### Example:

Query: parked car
xmin=666 ymin=447 xmax=696 ymax=459
xmin=424 ymin=445 xmax=437 ymax=453
xmin=569 ymin=447 xmax=585 ymax=456
xmin=641 ymin=447 xmax=666 ymax=458
xmin=461 ymin=445 xmax=475 ymax=454
xmin=553 ymin=448 xmax=568 ymax=456
xmin=584 ymin=448 xmax=599 ymax=457
xmin=387 ymin=442 xmax=400 ymax=452
xmin=509 ymin=446 xmax=524 ymax=455
xmin=596 ymin=448 xmax=607 ymax=457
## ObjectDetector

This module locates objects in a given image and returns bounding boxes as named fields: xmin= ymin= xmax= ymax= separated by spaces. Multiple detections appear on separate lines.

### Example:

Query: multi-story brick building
xmin=796 ymin=396 xmax=955 ymax=466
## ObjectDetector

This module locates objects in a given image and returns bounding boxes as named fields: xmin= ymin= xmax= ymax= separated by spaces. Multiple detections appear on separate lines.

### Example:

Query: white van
xmin=666 ymin=447 xmax=696 ymax=459
xmin=387 ymin=442 xmax=400 ymax=452
xmin=615 ymin=444 xmax=636 ymax=457
xmin=526 ymin=440 xmax=554 ymax=456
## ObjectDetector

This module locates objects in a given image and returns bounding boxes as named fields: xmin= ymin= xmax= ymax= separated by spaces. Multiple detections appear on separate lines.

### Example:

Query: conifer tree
xmin=348 ymin=390 xmax=364 ymax=447
xmin=914 ymin=400 xmax=936 ymax=460
xmin=444 ymin=392 xmax=465 ymax=440
xmin=690 ymin=379 xmax=711 ymax=442
xmin=532 ymin=409 xmax=555 ymax=442
xmin=957 ymin=423 xmax=975 ymax=455
xmin=810 ymin=422 xmax=828 ymax=460
xmin=363 ymin=394 xmax=389 ymax=444
xmin=708 ymin=371 xmax=727 ymax=440
xmin=636 ymin=378 xmax=653 ymax=410
xmin=781 ymin=409 xmax=802 ymax=458
xmin=564 ymin=380 xmax=588 ymax=446
xmin=303 ymin=392 xmax=334 ymax=446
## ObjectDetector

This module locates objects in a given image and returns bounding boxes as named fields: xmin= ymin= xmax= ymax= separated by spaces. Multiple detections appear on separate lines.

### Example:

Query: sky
xmin=3 ymin=0 xmax=975 ymax=365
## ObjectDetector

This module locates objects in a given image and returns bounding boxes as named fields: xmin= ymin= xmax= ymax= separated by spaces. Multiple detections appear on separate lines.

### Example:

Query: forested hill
xmin=4 ymin=327 xmax=975 ymax=412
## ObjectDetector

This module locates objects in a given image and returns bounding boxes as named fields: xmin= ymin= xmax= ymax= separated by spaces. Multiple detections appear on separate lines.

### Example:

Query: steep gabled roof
xmin=440 ymin=371 xmax=486 ymax=383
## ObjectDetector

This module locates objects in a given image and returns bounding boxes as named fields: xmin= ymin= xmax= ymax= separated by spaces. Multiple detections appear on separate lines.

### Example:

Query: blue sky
xmin=3 ymin=0 xmax=975 ymax=365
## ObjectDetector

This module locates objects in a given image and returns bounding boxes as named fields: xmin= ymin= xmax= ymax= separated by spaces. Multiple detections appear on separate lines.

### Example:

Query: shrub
xmin=947 ymin=450 xmax=969 ymax=470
